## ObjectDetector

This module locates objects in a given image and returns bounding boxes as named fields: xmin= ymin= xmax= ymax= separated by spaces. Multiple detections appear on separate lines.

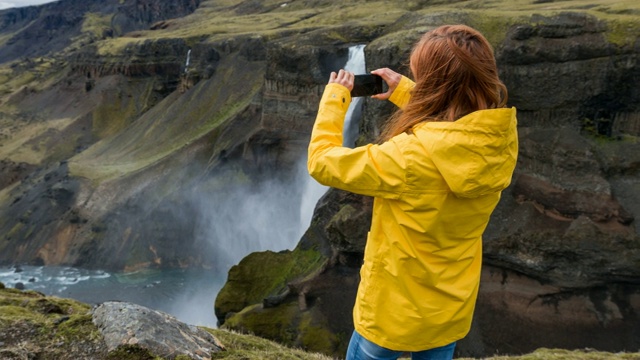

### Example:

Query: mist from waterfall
xmin=179 ymin=44 xmax=369 ymax=326
xmin=198 ymin=44 xmax=368 ymax=273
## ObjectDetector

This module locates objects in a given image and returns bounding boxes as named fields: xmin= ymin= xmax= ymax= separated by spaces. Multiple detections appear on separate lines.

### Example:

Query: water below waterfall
xmin=2 ymin=44 xmax=367 ymax=328
xmin=0 ymin=265 xmax=224 ymax=327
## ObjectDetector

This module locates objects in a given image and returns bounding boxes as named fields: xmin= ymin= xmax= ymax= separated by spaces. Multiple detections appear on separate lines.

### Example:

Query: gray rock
xmin=92 ymin=301 xmax=224 ymax=360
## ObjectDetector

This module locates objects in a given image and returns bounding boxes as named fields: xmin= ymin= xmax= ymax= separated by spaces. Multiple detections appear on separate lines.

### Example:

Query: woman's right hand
xmin=370 ymin=68 xmax=402 ymax=100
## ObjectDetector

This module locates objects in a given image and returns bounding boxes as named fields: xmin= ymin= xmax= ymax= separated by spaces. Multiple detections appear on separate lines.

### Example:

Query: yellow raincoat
xmin=307 ymin=76 xmax=518 ymax=351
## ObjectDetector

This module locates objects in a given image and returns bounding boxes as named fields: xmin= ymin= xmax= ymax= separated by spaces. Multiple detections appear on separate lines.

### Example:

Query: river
xmin=0 ymin=265 xmax=224 ymax=327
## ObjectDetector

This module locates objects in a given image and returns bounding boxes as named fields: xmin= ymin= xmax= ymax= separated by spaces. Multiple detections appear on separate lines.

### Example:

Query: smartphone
xmin=351 ymin=74 xmax=383 ymax=97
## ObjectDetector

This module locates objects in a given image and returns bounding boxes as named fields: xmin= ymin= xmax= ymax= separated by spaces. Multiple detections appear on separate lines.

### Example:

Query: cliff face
xmin=0 ymin=0 xmax=639 ymax=358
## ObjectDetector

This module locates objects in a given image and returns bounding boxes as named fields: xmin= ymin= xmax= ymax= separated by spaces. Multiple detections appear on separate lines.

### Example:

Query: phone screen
xmin=351 ymin=74 xmax=383 ymax=97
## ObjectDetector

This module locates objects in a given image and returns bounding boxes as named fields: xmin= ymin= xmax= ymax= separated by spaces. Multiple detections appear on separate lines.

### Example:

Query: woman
xmin=307 ymin=25 xmax=518 ymax=360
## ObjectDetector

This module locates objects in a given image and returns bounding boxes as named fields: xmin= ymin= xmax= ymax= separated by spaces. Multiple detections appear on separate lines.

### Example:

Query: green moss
xmin=222 ymin=297 xmax=342 ymax=356
xmin=224 ymin=302 xmax=300 ymax=345
xmin=91 ymin=81 xmax=153 ymax=139
xmin=205 ymin=328 xmax=333 ymax=360
xmin=0 ymin=305 xmax=43 ymax=322
xmin=467 ymin=11 xmax=525 ymax=48
xmin=469 ymin=348 xmax=640 ymax=360
xmin=82 ymin=13 xmax=113 ymax=38
xmin=298 ymin=311 xmax=338 ymax=354
xmin=174 ymin=355 xmax=194 ymax=360
xmin=106 ymin=344 xmax=159 ymax=360
xmin=604 ymin=16 xmax=640 ymax=47
xmin=56 ymin=314 xmax=102 ymax=342
xmin=215 ymin=248 xmax=325 ymax=319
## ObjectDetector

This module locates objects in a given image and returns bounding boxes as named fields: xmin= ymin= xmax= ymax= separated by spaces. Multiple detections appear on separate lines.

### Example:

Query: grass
xmin=0 ymin=117 xmax=75 ymax=165
xmin=2 ymin=285 xmax=639 ymax=359
xmin=466 ymin=348 xmax=640 ymax=359
xmin=205 ymin=328 xmax=335 ymax=360
xmin=82 ymin=0 xmax=640 ymax=58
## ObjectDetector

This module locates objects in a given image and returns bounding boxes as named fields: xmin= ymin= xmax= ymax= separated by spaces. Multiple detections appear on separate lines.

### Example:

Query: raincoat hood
xmin=416 ymin=107 xmax=518 ymax=198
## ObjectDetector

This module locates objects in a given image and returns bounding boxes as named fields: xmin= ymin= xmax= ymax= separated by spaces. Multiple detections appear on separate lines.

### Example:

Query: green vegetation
xmin=206 ymin=328 xmax=332 ymax=360
xmin=86 ymin=0 xmax=640 ymax=48
xmin=0 ymin=286 xmax=104 ymax=359
xmin=68 ymin=54 xmax=264 ymax=183
xmin=104 ymin=344 xmax=159 ymax=360
xmin=605 ymin=15 xmax=640 ymax=47
xmin=476 ymin=348 xmax=640 ymax=360
xmin=215 ymin=248 xmax=326 ymax=317
xmin=81 ymin=13 xmax=114 ymax=38
xmin=2 ymin=284 xmax=640 ymax=359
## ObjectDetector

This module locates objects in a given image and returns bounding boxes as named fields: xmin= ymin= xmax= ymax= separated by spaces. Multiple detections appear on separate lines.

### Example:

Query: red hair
xmin=379 ymin=25 xmax=508 ymax=142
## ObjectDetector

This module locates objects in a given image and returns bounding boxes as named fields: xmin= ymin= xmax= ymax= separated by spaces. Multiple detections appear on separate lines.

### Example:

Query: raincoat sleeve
xmin=307 ymin=83 xmax=411 ymax=199
xmin=388 ymin=76 xmax=415 ymax=109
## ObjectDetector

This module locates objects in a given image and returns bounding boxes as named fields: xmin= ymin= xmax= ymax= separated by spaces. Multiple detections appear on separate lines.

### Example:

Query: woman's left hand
xmin=328 ymin=69 xmax=354 ymax=91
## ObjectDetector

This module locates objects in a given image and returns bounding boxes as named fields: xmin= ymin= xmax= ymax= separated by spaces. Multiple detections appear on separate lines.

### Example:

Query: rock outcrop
xmin=92 ymin=301 xmax=224 ymax=359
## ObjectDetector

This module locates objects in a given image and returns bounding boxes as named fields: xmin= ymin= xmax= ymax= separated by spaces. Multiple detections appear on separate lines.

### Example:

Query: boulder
xmin=92 ymin=301 xmax=224 ymax=360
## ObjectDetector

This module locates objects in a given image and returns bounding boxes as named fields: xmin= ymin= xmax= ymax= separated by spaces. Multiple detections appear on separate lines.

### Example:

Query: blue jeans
xmin=346 ymin=330 xmax=456 ymax=360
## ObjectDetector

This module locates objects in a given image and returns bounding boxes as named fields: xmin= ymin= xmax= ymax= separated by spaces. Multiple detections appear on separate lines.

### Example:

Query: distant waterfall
xmin=184 ymin=49 xmax=191 ymax=73
xmin=298 ymin=44 xmax=368 ymax=234
xmin=343 ymin=44 xmax=366 ymax=147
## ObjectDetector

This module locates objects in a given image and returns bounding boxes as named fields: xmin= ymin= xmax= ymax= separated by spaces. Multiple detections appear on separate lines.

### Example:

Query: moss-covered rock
xmin=0 ymin=286 xmax=108 ymax=359
xmin=215 ymin=248 xmax=326 ymax=322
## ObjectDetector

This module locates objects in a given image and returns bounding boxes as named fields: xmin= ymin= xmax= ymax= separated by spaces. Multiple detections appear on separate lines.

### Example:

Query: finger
xmin=371 ymin=90 xmax=392 ymax=101
xmin=344 ymin=70 xmax=353 ymax=83
xmin=345 ymin=71 xmax=354 ymax=90
xmin=329 ymin=71 xmax=337 ymax=83
xmin=372 ymin=68 xmax=399 ymax=85
xmin=371 ymin=68 xmax=390 ymax=80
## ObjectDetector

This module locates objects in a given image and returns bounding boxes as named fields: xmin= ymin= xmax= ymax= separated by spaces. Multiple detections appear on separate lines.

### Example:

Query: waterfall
xmin=343 ymin=44 xmax=366 ymax=147
xmin=184 ymin=49 xmax=191 ymax=73
xmin=298 ymin=44 xmax=367 ymax=233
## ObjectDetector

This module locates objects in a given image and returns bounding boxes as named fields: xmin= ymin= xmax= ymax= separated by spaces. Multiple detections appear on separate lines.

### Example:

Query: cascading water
xmin=184 ymin=49 xmax=191 ymax=73
xmin=343 ymin=44 xmax=366 ymax=148
xmin=298 ymin=44 xmax=368 ymax=233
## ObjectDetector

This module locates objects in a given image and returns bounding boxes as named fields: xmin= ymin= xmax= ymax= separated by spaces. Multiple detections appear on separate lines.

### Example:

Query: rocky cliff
xmin=0 ymin=0 xmax=639 ymax=359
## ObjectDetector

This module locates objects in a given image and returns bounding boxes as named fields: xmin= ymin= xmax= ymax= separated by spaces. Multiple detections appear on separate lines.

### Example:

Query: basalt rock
xmin=92 ymin=301 xmax=224 ymax=359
